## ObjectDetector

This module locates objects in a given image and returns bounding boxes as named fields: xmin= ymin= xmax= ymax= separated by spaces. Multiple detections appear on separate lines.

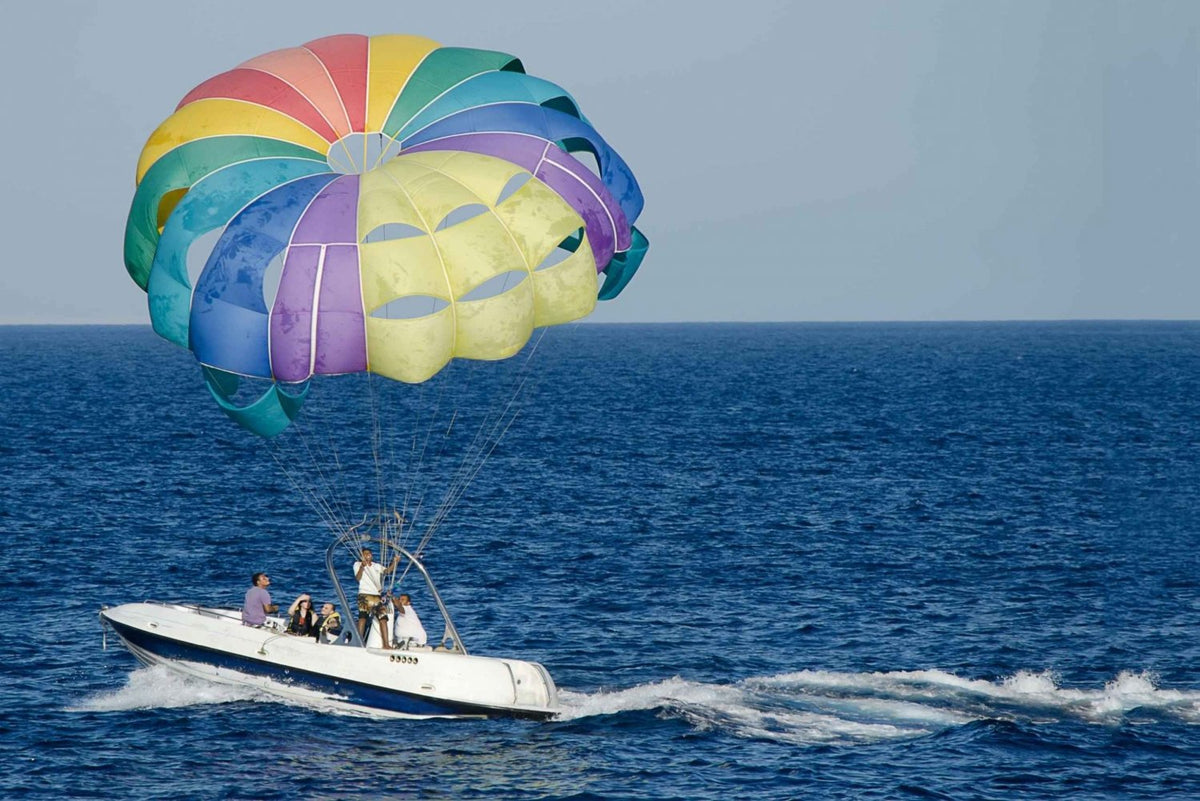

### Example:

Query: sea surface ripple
xmin=1 ymin=322 xmax=1198 ymax=799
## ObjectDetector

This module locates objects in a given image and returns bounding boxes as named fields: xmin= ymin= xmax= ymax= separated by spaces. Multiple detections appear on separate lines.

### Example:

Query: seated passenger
xmin=317 ymin=602 xmax=343 ymax=643
xmin=286 ymin=594 xmax=318 ymax=637
xmin=393 ymin=593 xmax=427 ymax=647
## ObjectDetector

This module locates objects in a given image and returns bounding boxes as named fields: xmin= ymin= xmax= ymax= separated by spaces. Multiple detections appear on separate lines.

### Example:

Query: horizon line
xmin=3 ymin=317 xmax=1199 ymax=327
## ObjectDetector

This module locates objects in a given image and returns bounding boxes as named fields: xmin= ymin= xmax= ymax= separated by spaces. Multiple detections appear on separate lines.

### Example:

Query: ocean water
xmin=2 ymin=321 xmax=1199 ymax=800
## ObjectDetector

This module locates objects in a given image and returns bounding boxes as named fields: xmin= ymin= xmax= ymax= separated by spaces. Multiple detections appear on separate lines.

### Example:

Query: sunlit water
xmin=3 ymin=322 xmax=1199 ymax=799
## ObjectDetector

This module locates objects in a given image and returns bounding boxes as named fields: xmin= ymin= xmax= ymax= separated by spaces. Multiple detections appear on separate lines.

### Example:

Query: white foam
xmin=1001 ymin=669 xmax=1061 ymax=695
xmin=69 ymin=665 xmax=261 ymax=712
xmin=1088 ymin=669 xmax=1197 ymax=718
xmin=556 ymin=674 xmax=964 ymax=745
xmin=559 ymin=667 xmax=1200 ymax=745
xmin=556 ymin=676 xmax=735 ymax=720
xmin=72 ymin=666 xmax=417 ymax=719
xmin=686 ymin=700 xmax=939 ymax=746
xmin=78 ymin=664 xmax=1200 ymax=737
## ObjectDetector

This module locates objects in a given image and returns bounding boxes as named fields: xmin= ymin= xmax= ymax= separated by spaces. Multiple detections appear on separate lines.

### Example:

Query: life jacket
xmin=289 ymin=609 xmax=316 ymax=634
xmin=321 ymin=611 xmax=342 ymax=632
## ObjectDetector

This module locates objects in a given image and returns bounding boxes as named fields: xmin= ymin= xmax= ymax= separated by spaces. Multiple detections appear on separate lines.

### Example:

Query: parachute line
xmin=413 ymin=325 xmax=551 ymax=556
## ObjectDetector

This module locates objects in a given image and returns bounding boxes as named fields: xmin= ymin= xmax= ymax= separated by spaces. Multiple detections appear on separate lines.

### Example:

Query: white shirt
xmin=393 ymin=601 xmax=428 ymax=646
xmin=353 ymin=561 xmax=384 ymax=595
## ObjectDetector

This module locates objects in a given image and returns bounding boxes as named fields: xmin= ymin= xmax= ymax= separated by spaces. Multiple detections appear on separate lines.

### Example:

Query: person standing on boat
xmin=354 ymin=548 xmax=398 ymax=646
xmin=241 ymin=572 xmax=278 ymax=627
xmin=392 ymin=593 xmax=428 ymax=647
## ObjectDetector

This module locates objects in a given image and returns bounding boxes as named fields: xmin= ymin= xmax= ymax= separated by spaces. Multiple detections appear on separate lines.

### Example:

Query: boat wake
xmin=72 ymin=665 xmax=405 ymax=719
xmin=556 ymin=669 xmax=1200 ymax=745
xmin=70 ymin=665 xmax=262 ymax=712
xmin=75 ymin=665 xmax=1200 ymax=744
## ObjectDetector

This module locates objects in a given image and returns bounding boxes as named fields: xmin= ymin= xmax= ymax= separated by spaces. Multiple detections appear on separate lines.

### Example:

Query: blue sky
xmin=1 ymin=0 xmax=1197 ymax=323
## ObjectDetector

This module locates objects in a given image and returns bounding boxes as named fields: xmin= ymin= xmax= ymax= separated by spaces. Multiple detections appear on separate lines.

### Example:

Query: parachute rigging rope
xmin=265 ymin=322 xmax=558 ymax=597
xmin=366 ymin=372 xmax=387 ymax=543
xmin=412 ymin=326 xmax=552 ymax=557
xmin=397 ymin=365 xmax=453 ymax=550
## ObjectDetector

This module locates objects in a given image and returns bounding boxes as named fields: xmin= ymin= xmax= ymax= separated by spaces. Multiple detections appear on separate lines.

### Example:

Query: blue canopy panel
xmin=190 ymin=173 xmax=340 ymax=378
xmin=148 ymin=160 xmax=335 ymax=349
xmin=394 ymin=71 xmax=584 ymax=142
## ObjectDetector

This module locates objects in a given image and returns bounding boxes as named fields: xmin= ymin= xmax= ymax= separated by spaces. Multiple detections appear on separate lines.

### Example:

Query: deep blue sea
xmin=2 ymin=322 xmax=1199 ymax=800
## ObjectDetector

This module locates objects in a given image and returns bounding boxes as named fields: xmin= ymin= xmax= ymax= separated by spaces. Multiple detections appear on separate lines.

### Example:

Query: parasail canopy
xmin=125 ymin=34 xmax=647 ymax=437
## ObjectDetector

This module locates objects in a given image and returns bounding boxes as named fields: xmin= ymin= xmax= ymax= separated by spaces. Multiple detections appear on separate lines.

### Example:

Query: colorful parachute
xmin=125 ymin=34 xmax=647 ymax=436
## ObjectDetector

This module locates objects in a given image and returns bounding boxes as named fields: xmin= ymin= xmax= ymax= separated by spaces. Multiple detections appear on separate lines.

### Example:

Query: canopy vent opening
xmin=157 ymin=188 xmax=188 ymax=233
xmin=557 ymin=138 xmax=602 ymax=178
xmin=261 ymin=251 xmax=286 ymax=310
xmin=328 ymin=132 xmax=402 ymax=174
xmin=459 ymin=270 xmax=528 ymax=303
xmin=436 ymin=204 xmax=488 ymax=232
xmin=186 ymin=229 xmax=222 ymax=289
xmin=370 ymin=295 xmax=451 ymax=320
xmin=535 ymin=229 xmax=584 ymax=271
xmin=496 ymin=173 xmax=532 ymax=205
xmin=363 ymin=222 xmax=426 ymax=243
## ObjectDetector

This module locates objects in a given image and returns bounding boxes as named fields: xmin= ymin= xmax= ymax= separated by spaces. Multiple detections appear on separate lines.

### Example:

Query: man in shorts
xmin=353 ymin=548 xmax=398 ymax=646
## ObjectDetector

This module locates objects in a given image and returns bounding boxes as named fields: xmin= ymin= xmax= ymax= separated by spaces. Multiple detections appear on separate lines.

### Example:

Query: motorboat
xmin=99 ymin=526 xmax=559 ymax=720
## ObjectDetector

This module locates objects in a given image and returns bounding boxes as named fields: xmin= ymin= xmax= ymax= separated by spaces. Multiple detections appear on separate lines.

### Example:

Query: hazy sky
xmin=2 ymin=0 xmax=1197 ymax=323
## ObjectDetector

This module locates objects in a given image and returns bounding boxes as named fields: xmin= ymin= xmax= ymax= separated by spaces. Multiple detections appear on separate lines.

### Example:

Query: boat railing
xmin=142 ymin=600 xmax=243 ymax=621
xmin=325 ymin=527 xmax=468 ymax=654
xmin=192 ymin=606 xmax=242 ymax=623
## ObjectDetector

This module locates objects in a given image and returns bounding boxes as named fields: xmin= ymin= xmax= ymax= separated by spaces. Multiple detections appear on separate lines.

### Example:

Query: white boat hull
xmin=100 ymin=602 xmax=559 ymax=720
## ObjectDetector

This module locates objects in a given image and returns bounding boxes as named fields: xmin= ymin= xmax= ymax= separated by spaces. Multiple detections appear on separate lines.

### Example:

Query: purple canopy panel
xmin=292 ymin=175 xmax=359 ymax=244
xmin=269 ymin=175 xmax=367 ymax=380
xmin=270 ymin=245 xmax=321 ymax=382
xmin=314 ymin=243 xmax=367 ymax=376
xmin=405 ymin=133 xmax=628 ymax=267
xmin=540 ymin=145 xmax=632 ymax=255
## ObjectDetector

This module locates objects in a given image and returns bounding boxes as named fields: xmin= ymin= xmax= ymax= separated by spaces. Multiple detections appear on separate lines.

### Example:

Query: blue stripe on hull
xmin=106 ymin=619 xmax=538 ymax=719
